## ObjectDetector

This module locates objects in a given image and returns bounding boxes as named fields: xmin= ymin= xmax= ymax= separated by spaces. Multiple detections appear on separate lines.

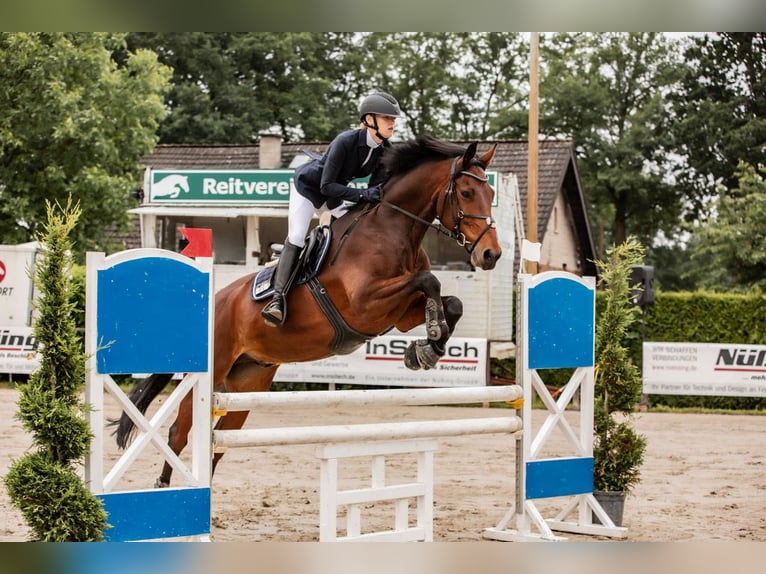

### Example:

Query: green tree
xmin=0 ymin=32 xmax=171 ymax=255
xmin=672 ymin=33 xmax=766 ymax=219
xmin=363 ymin=32 xmax=529 ymax=140
xmin=126 ymin=32 xmax=368 ymax=143
xmin=593 ymin=238 xmax=647 ymax=493
xmin=540 ymin=33 xmax=687 ymax=252
xmin=123 ymin=33 xmax=533 ymax=144
xmin=686 ymin=163 xmax=766 ymax=291
xmin=655 ymin=33 xmax=766 ymax=292
xmin=4 ymin=198 xmax=108 ymax=541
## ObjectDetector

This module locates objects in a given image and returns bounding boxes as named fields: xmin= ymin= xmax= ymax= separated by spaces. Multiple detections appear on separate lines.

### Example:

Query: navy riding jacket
xmin=294 ymin=128 xmax=390 ymax=209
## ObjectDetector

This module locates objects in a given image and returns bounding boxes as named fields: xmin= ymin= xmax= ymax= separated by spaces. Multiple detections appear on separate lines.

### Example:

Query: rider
xmin=261 ymin=90 xmax=402 ymax=326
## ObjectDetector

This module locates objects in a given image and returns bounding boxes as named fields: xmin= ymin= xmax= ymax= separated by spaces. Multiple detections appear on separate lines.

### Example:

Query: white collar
xmin=366 ymin=131 xmax=381 ymax=149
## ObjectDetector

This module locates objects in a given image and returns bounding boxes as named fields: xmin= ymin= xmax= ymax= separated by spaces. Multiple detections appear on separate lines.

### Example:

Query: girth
xmin=306 ymin=276 xmax=378 ymax=355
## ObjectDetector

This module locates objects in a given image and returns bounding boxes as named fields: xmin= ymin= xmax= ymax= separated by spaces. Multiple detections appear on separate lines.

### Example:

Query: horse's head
xmin=438 ymin=142 xmax=501 ymax=270
xmin=380 ymin=135 xmax=502 ymax=270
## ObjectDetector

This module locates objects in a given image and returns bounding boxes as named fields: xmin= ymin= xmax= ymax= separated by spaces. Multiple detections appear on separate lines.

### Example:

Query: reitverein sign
xmin=148 ymin=169 xmax=499 ymax=206
xmin=149 ymin=170 xmax=296 ymax=204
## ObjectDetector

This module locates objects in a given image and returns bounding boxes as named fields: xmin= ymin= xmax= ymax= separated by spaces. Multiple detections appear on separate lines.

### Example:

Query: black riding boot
xmin=261 ymin=240 xmax=302 ymax=326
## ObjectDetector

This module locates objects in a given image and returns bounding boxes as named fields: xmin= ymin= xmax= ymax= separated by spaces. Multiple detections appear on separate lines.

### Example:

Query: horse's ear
xmin=461 ymin=142 xmax=478 ymax=170
xmin=480 ymin=143 xmax=497 ymax=167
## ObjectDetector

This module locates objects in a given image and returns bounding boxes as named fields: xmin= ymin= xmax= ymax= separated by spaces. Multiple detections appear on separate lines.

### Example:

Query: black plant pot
xmin=592 ymin=490 xmax=626 ymax=526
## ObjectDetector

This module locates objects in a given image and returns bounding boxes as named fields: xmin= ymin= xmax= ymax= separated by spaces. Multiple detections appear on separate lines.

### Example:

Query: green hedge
xmin=631 ymin=291 xmax=766 ymax=410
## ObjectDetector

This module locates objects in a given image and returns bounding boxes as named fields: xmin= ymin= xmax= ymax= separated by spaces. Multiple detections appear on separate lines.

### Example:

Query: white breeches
xmin=287 ymin=192 xmax=349 ymax=247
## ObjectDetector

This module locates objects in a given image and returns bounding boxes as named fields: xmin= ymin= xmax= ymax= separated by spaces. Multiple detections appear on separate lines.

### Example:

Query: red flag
xmin=179 ymin=228 xmax=213 ymax=258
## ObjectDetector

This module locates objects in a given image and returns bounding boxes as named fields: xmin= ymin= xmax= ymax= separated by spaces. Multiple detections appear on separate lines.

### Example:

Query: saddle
xmin=251 ymin=225 xmax=332 ymax=301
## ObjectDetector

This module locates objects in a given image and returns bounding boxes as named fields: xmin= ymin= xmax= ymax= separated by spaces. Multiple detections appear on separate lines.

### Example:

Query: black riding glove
xmin=360 ymin=185 xmax=382 ymax=204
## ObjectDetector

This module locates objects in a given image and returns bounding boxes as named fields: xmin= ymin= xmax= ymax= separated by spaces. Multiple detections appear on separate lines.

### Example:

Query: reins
xmin=380 ymin=156 xmax=496 ymax=254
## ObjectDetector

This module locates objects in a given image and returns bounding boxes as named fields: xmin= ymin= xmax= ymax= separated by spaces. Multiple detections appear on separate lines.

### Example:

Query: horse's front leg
xmin=403 ymin=294 xmax=463 ymax=371
xmin=394 ymin=271 xmax=464 ymax=370
xmin=411 ymin=271 xmax=449 ymax=342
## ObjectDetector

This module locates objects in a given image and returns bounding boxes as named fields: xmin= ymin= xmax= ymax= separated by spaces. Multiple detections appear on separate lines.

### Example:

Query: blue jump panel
xmin=525 ymin=457 xmax=594 ymax=500
xmin=99 ymin=487 xmax=211 ymax=541
xmin=527 ymin=276 xmax=594 ymax=369
xmin=96 ymin=256 xmax=210 ymax=374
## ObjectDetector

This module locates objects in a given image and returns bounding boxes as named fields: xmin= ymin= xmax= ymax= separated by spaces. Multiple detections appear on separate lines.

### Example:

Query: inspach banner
xmin=643 ymin=341 xmax=766 ymax=397
xmin=275 ymin=335 xmax=488 ymax=387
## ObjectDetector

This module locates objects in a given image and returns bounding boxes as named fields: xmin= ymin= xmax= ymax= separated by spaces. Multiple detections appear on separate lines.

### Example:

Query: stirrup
xmin=261 ymin=296 xmax=285 ymax=326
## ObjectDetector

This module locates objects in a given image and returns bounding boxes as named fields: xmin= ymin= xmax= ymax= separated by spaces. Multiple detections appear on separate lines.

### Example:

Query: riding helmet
xmin=359 ymin=91 xmax=401 ymax=120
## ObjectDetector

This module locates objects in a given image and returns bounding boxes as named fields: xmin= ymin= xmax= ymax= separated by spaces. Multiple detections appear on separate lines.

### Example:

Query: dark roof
xmin=141 ymin=139 xmax=597 ymax=276
xmin=142 ymin=144 xmax=262 ymax=169
xmin=488 ymin=139 xmax=597 ymax=277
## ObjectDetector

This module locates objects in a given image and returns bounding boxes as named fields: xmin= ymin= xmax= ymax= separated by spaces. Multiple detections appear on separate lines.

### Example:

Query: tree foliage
xmin=672 ymin=33 xmax=766 ymax=219
xmin=4 ymin=198 xmax=108 ymax=541
xmin=125 ymin=32 xmax=371 ymax=143
xmin=593 ymin=238 xmax=647 ymax=493
xmin=540 ymin=33 xmax=686 ymax=251
xmin=358 ymin=33 xmax=529 ymax=140
xmin=127 ymin=32 xmax=532 ymax=144
xmin=0 ymin=32 xmax=171 ymax=255
xmin=686 ymin=163 xmax=766 ymax=291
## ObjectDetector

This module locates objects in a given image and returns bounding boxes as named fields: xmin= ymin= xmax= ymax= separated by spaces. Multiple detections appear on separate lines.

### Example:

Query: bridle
xmin=380 ymin=156 xmax=496 ymax=254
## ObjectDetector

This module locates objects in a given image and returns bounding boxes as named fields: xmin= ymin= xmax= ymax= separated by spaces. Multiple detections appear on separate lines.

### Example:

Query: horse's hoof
xmin=405 ymin=339 xmax=441 ymax=370
xmin=155 ymin=478 xmax=170 ymax=488
xmin=404 ymin=342 xmax=422 ymax=370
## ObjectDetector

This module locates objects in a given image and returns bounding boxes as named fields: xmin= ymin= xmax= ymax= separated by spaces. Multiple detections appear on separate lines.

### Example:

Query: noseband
xmin=439 ymin=157 xmax=497 ymax=253
xmin=380 ymin=156 xmax=496 ymax=254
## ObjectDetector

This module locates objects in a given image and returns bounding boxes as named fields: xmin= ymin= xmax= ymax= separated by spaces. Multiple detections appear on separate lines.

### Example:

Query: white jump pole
xmin=214 ymin=385 xmax=523 ymax=411
xmin=214 ymin=416 xmax=522 ymax=449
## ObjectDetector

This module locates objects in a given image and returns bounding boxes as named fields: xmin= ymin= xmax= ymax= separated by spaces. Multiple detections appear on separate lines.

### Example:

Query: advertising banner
xmin=0 ymin=326 xmax=39 ymax=374
xmin=643 ymin=341 xmax=766 ymax=397
xmin=275 ymin=335 xmax=488 ymax=387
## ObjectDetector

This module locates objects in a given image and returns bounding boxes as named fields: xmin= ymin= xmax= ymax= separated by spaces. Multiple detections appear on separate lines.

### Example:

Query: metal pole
xmin=526 ymin=32 xmax=539 ymax=275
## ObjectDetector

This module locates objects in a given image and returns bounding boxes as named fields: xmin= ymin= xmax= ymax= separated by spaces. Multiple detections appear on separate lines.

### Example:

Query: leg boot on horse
xmin=261 ymin=239 xmax=301 ymax=326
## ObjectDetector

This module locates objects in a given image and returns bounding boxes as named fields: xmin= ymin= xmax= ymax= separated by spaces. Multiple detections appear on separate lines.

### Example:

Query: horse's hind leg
xmin=156 ymin=362 xmax=279 ymax=487
xmin=156 ymin=409 xmax=251 ymax=488
xmin=210 ymin=361 xmax=279 ymax=476
xmin=212 ymin=410 xmax=250 ymax=474
xmin=156 ymin=391 xmax=194 ymax=488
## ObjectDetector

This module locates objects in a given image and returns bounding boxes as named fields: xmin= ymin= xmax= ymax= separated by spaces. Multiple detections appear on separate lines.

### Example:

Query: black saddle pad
xmin=251 ymin=225 xmax=333 ymax=301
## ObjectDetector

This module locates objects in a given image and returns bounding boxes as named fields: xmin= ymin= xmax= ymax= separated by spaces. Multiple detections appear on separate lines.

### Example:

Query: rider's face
xmin=370 ymin=114 xmax=396 ymax=141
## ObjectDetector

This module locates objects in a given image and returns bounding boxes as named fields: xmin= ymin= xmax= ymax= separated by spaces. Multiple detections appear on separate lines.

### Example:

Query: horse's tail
xmin=110 ymin=373 xmax=174 ymax=449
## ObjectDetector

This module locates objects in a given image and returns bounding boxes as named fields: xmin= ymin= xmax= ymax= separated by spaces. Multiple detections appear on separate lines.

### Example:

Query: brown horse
xmin=114 ymin=134 xmax=500 ymax=487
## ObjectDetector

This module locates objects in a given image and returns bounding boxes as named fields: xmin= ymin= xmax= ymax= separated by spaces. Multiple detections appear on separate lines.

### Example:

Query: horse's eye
xmin=460 ymin=189 xmax=472 ymax=200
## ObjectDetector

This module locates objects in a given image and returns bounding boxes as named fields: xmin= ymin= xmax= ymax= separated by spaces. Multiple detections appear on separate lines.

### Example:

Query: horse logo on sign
xmin=151 ymin=174 xmax=190 ymax=200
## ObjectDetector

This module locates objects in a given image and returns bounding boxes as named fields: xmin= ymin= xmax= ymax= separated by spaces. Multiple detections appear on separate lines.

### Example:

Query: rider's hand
xmin=360 ymin=185 xmax=382 ymax=204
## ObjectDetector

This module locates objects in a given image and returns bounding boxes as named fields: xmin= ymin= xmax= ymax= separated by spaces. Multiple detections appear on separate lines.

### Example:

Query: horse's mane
xmin=383 ymin=134 xmax=484 ymax=178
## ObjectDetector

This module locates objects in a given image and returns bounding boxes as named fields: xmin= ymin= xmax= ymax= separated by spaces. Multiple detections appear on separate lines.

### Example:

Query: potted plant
xmin=592 ymin=238 xmax=647 ymax=526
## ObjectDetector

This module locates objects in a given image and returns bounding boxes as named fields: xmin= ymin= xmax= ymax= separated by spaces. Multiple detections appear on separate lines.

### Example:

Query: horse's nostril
xmin=483 ymin=249 xmax=500 ymax=268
